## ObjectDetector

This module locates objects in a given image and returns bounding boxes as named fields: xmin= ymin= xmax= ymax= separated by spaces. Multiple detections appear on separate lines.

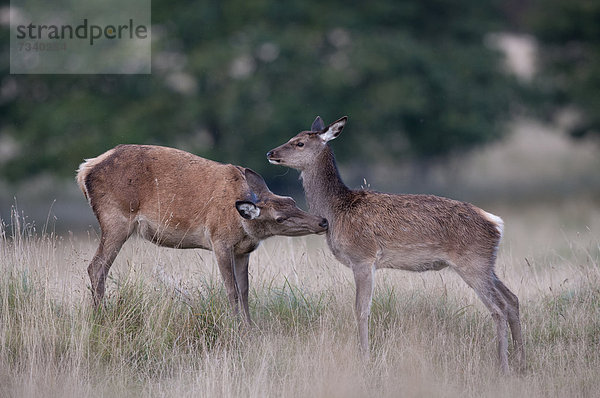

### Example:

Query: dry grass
xmin=1 ymin=196 xmax=599 ymax=398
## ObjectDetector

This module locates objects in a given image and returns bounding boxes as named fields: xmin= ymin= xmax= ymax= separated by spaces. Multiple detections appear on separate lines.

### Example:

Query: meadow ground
xmin=1 ymin=196 xmax=599 ymax=397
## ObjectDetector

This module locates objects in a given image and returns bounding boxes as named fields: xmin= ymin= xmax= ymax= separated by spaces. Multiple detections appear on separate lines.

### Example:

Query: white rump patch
xmin=75 ymin=148 xmax=116 ymax=205
xmin=480 ymin=210 xmax=504 ymax=239
xmin=76 ymin=158 xmax=96 ymax=204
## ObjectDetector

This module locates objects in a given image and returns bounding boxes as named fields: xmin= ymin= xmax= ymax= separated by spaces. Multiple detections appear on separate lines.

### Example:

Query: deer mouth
xmin=266 ymin=150 xmax=283 ymax=164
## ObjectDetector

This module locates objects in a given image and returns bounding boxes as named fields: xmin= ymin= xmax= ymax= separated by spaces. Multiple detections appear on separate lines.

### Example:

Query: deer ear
xmin=319 ymin=116 xmax=347 ymax=142
xmin=236 ymin=201 xmax=261 ymax=220
xmin=311 ymin=116 xmax=325 ymax=132
xmin=244 ymin=168 xmax=271 ymax=197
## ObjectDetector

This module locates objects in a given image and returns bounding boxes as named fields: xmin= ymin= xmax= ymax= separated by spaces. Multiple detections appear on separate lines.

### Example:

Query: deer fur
xmin=76 ymin=144 xmax=328 ymax=322
xmin=267 ymin=116 xmax=525 ymax=373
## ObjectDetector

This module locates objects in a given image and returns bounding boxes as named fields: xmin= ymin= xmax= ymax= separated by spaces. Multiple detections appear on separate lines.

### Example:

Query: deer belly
xmin=136 ymin=217 xmax=212 ymax=249
xmin=375 ymin=248 xmax=450 ymax=272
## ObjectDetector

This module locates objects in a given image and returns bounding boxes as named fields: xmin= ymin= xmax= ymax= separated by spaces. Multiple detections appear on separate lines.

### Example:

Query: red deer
xmin=267 ymin=116 xmax=525 ymax=373
xmin=76 ymin=144 xmax=328 ymax=322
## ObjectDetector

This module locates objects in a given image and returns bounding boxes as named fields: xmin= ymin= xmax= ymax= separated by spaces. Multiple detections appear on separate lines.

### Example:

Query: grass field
xmin=1 ymin=196 xmax=599 ymax=397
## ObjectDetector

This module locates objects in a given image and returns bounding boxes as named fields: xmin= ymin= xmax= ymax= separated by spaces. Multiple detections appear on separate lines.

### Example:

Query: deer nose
xmin=319 ymin=218 xmax=328 ymax=229
xmin=266 ymin=151 xmax=273 ymax=158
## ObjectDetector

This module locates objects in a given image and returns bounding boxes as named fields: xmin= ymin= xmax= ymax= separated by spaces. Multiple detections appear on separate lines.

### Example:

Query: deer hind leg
xmin=353 ymin=263 xmax=375 ymax=360
xmin=88 ymin=216 xmax=132 ymax=306
xmin=494 ymin=275 xmax=525 ymax=372
xmin=454 ymin=267 xmax=510 ymax=373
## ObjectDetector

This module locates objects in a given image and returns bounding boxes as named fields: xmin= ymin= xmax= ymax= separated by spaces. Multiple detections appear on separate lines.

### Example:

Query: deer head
xmin=235 ymin=168 xmax=328 ymax=237
xmin=266 ymin=116 xmax=348 ymax=171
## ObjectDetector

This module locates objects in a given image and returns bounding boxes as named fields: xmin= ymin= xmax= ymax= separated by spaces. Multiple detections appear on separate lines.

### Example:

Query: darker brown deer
xmin=267 ymin=116 xmax=525 ymax=373
xmin=77 ymin=144 xmax=328 ymax=322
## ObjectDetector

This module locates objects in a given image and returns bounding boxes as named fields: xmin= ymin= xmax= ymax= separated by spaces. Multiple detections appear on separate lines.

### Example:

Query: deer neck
xmin=242 ymin=220 xmax=269 ymax=241
xmin=300 ymin=146 xmax=351 ymax=221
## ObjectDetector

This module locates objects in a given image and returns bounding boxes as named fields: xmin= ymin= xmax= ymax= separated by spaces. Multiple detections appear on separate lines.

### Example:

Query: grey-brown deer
xmin=77 ymin=144 xmax=328 ymax=322
xmin=267 ymin=116 xmax=525 ymax=373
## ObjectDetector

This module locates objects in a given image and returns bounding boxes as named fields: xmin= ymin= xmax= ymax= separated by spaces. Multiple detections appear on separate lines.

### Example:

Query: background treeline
xmin=0 ymin=0 xmax=598 ymax=192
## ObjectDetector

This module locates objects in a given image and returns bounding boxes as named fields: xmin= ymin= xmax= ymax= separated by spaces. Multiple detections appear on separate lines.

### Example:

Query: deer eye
xmin=296 ymin=142 xmax=304 ymax=147
xmin=276 ymin=217 xmax=285 ymax=223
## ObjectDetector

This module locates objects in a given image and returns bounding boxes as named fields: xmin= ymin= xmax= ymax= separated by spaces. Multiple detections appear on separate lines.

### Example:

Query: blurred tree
xmin=527 ymin=0 xmax=600 ymax=139
xmin=0 ymin=0 xmax=519 ymax=188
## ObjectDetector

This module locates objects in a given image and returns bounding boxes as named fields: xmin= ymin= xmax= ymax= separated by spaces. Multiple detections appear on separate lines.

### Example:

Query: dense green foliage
xmin=1 ymin=0 xmax=520 ymax=185
xmin=528 ymin=0 xmax=600 ymax=139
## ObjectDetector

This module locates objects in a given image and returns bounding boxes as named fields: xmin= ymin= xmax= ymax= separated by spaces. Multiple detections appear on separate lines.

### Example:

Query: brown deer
xmin=76 ymin=144 xmax=328 ymax=322
xmin=267 ymin=116 xmax=525 ymax=373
